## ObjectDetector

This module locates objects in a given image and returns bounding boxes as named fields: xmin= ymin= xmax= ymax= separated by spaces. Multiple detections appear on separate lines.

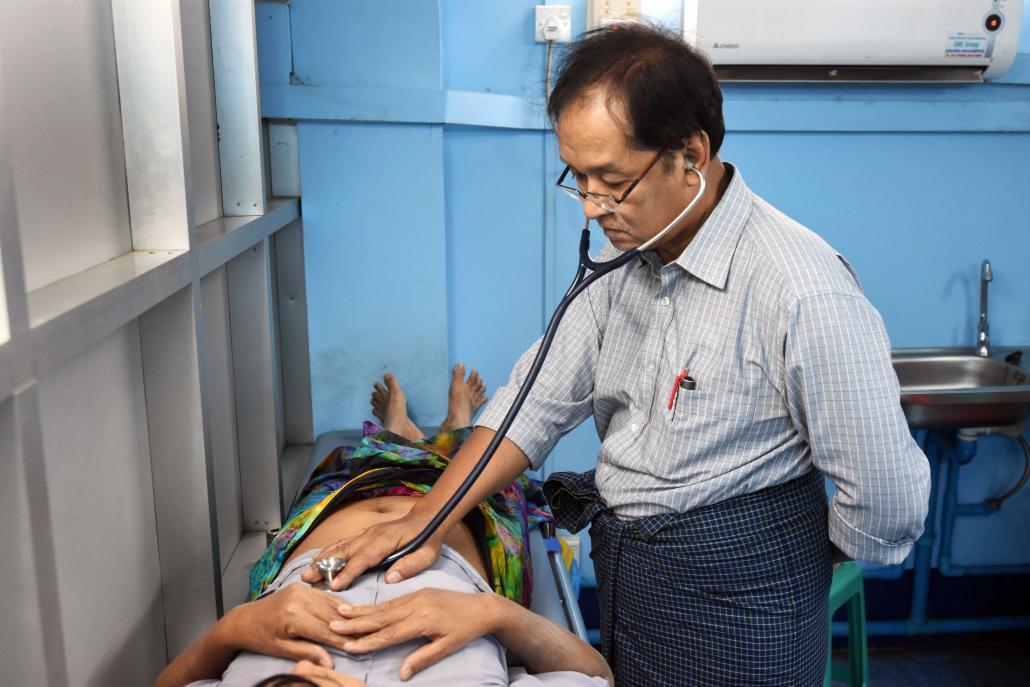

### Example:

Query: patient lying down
xmin=156 ymin=366 xmax=612 ymax=687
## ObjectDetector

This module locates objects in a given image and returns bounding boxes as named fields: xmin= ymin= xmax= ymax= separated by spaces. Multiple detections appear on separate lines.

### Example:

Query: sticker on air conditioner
xmin=946 ymin=33 xmax=987 ymax=58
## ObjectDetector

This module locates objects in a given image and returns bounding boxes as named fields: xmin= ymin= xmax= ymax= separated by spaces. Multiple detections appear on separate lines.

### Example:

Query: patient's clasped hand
xmin=155 ymin=366 xmax=612 ymax=687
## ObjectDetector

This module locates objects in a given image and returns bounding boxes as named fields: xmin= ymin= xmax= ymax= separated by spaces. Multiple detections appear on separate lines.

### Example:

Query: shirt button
xmin=630 ymin=422 xmax=640 ymax=433
xmin=660 ymin=296 xmax=670 ymax=306
xmin=646 ymin=362 xmax=656 ymax=373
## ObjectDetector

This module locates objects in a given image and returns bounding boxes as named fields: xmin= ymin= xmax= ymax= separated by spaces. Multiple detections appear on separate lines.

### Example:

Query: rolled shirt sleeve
xmin=476 ymin=284 xmax=604 ymax=469
xmin=785 ymin=291 xmax=931 ymax=565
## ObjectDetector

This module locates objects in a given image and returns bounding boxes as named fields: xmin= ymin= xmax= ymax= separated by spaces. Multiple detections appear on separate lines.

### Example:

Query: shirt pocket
xmin=668 ymin=389 xmax=757 ymax=428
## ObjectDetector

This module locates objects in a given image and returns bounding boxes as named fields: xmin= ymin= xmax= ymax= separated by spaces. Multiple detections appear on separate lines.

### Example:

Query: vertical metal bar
xmin=938 ymin=438 xmax=975 ymax=576
xmin=227 ymin=239 xmax=282 ymax=529
xmin=197 ymin=266 xmax=245 ymax=592
xmin=110 ymin=0 xmax=192 ymax=250
xmin=8 ymin=386 xmax=70 ymax=686
xmin=267 ymin=235 xmax=286 ymax=454
xmin=209 ymin=0 xmax=267 ymax=216
xmin=139 ymin=286 xmax=220 ymax=655
xmin=273 ymin=219 xmax=313 ymax=445
xmin=0 ymin=51 xmax=29 ymax=386
xmin=189 ymin=277 xmax=229 ymax=618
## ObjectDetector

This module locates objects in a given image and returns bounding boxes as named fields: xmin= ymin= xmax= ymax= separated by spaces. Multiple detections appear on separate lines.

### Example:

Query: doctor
xmin=305 ymin=23 xmax=930 ymax=686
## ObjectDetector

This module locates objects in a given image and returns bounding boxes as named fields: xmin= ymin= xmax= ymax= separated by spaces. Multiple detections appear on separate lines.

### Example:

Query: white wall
xmin=0 ymin=1 xmax=309 ymax=684
xmin=1 ymin=0 xmax=133 ymax=293
xmin=0 ymin=397 xmax=51 ymax=684
xmin=38 ymin=323 xmax=167 ymax=684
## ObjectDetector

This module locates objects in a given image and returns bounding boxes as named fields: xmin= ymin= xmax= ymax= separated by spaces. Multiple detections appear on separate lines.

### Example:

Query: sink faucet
xmin=977 ymin=259 xmax=992 ymax=357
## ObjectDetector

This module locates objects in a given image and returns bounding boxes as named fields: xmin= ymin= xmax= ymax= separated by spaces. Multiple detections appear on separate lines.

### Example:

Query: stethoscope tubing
xmin=375 ymin=166 xmax=706 ymax=570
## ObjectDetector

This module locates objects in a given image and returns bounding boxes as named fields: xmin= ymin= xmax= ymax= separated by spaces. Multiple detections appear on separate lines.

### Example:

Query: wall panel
xmin=0 ymin=1 xmax=303 ymax=681
xmin=0 ymin=398 xmax=50 ymax=684
xmin=443 ymin=128 xmax=546 ymax=414
xmin=0 ymin=0 xmax=132 ymax=292
xmin=139 ymin=287 xmax=220 ymax=653
xmin=37 ymin=322 xmax=166 ymax=685
xmin=228 ymin=240 xmax=285 ymax=528
xmin=442 ymin=1 xmax=547 ymax=97
xmin=290 ymin=0 xmax=442 ymax=89
xmin=255 ymin=2 xmax=294 ymax=86
xmin=298 ymin=122 xmax=450 ymax=436
xmin=721 ymin=132 xmax=1030 ymax=348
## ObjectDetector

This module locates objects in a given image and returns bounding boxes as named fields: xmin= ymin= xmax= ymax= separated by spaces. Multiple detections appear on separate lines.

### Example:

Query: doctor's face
xmin=555 ymin=92 xmax=701 ymax=258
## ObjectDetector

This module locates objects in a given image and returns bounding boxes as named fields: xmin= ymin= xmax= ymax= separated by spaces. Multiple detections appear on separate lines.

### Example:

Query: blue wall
xmin=257 ymin=0 xmax=1030 ymax=579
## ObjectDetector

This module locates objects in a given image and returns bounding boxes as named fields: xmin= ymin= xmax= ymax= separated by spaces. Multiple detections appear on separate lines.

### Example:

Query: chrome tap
xmin=977 ymin=259 xmax=992 ymax=357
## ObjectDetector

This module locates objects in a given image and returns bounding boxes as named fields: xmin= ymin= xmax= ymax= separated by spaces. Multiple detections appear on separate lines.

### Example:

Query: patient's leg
xmin=370 ymin=373 xmax=425 ymax=441
xmin=440 ymin=363 xmax=487 ymax=432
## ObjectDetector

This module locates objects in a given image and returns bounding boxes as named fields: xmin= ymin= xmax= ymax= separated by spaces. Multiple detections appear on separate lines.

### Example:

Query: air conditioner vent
xmin=715 ymin=65 xmax=986 ymax=84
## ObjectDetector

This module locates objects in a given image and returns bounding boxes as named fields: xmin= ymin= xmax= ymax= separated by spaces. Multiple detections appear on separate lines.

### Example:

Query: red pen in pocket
xmin=667 ymin=369 xmax=691 ymax=410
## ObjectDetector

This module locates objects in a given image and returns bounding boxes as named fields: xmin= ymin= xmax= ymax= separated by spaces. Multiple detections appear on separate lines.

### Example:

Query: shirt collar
xmin=644 ymin=163 xmax=752 ymax=290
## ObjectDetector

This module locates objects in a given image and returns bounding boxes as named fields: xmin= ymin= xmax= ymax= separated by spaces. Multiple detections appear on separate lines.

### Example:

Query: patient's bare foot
xmin=370 ymin=374 xmax=424 ymax=441
xmin=440 ymin=364 xmax=487 ymax=432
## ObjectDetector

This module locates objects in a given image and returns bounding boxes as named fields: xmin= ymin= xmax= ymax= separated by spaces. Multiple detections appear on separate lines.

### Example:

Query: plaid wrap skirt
xmin=544 ymin=469 xmax=832 ymax=687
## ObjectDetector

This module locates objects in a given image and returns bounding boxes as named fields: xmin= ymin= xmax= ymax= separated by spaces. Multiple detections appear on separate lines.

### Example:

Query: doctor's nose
xmin=582 ymin=198 xmax=609 ymax=221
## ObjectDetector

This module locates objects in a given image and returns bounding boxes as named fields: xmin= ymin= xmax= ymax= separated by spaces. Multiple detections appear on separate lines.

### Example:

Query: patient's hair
xmin=547 ymin=22 xmax=725 ymax=156
xmin=254 ymin=675 xmax=319 ymax=687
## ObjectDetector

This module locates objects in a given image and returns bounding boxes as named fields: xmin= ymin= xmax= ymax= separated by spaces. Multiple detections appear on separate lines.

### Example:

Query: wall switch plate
xmin=535 ymin=5 xmax=573 ymax=43
xmin=587 ymin=0 xmax=642 ymax=29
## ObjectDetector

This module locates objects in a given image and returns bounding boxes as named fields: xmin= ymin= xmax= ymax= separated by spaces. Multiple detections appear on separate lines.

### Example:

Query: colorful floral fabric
xmin=248 ymin=422 xmax=552 ymax=606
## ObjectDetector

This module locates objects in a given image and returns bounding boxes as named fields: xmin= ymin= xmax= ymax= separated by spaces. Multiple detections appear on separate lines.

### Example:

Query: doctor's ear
xmin=680 ymin=132 xmax=710 ymax=177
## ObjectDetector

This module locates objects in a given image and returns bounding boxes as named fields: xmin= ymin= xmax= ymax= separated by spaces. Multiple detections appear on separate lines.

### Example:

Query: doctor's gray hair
xmin=547 ymin=22 xmax=725 ymax=157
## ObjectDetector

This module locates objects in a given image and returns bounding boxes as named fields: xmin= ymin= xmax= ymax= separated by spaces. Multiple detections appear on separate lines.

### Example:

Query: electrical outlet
xmin=535 ymin=5 xmax=573 ymax=43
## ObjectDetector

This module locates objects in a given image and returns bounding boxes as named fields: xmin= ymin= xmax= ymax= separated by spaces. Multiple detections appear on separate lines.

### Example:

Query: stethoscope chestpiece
xmin=315 ymin=556 xmax=347 ymax=589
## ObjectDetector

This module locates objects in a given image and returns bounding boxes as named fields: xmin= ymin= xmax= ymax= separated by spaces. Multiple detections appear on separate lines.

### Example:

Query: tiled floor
xmin=832 ymin=632 xmax=1030 ymax=686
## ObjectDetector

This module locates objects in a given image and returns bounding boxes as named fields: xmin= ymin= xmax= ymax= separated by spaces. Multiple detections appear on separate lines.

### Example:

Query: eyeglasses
xmin=556 ymin=149 xmax=666 ymax=213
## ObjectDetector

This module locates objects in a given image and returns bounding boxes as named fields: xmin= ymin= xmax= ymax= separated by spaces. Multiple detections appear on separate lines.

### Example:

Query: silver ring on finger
xmin=316 ymin=556 xmax=348 ymax=588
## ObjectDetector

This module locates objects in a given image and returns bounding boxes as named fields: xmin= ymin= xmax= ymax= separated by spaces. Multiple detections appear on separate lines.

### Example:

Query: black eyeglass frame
xmin=555 ymin=148 xmax=667 ymax=210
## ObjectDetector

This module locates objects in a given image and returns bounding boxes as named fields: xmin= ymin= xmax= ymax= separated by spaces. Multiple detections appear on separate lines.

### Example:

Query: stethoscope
xmin=368 ymin=162 xmax=708 ymax=571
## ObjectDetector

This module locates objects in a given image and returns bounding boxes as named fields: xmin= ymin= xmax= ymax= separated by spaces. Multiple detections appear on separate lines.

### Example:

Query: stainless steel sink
xmin=892 ymin=348 xmax=1030 ymax=429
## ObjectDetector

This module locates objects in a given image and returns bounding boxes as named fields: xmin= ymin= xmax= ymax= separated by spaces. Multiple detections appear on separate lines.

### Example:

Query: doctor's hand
xmin=328 ymin=589 xmax=499 ymax=681
xmin=301 ymin=513 xmax=443 ymax=591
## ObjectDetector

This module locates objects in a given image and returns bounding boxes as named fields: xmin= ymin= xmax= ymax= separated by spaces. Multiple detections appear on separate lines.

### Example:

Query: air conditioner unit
xmin=682 ymin=0 xmax=1024 ymax=82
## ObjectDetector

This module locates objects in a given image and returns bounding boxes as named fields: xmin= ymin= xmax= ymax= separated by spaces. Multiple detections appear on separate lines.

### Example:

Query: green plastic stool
xmin=823 ymin=562 xmax=868 ymax=687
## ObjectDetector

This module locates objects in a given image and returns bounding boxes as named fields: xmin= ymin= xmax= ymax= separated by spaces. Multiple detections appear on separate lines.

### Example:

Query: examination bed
xmin=292 ymin=430 xmax=589 ymax=643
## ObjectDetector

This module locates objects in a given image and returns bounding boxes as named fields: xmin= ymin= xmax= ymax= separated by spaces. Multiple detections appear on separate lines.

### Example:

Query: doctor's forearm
xmin=409 ymin=426 xmax=530 ymax=535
